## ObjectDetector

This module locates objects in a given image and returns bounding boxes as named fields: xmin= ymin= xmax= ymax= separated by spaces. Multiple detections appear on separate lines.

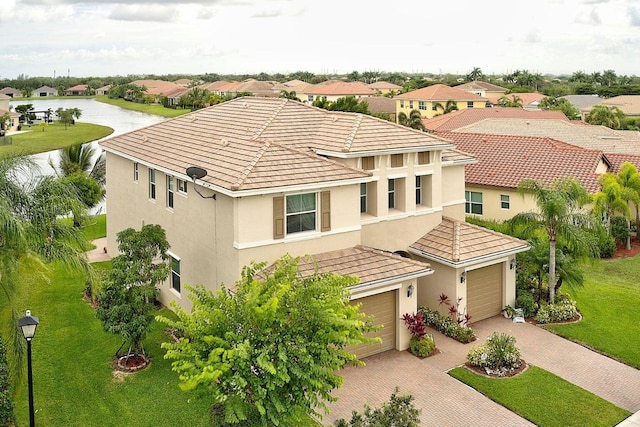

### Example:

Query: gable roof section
xmin=100 ymin=97 xmax=454 ymax=194
xmin=603 ymin=152 xmax=640 ymax=174
xmin=66 ymin=84 xmax=88 ymax=91
xmin=455 ymin=81 xmax=507 ymax=93
xmin=438 ymin=131 xmax=606 ymax=192
xmin=131 ymin=79 xmax=183 ymax=96
xmin=561 ymin=94 xmax=603 ymax=110
xmin=598 ymin=95 xmax=640 ymax=116
xmin=360 ymin=96 xmax=396 ymax=114
xmin=454 ymin=118 xmax=640 ymax=155
xmin=409 ymin=217 xmax=529 ymax=267
xmin=423 ymin=108 xmax=569 ymax=132
xmin=396 ymin=84 xmax=487 ymax=101
xmin=368 ymin=81 xmax=402 ymax=90
xmin=488 ymin=93 xmax=544 ymax=106
xmin=305 ymin=81 xmax=376 ymax=96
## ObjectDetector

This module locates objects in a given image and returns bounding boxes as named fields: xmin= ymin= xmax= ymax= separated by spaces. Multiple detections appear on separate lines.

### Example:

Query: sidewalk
xmin=86 ymin=237 xmax=111 ymax=262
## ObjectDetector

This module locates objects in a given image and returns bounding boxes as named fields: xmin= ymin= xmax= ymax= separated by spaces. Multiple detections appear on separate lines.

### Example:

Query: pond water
xmin=10 ymin=98 xmax=166 ymax=213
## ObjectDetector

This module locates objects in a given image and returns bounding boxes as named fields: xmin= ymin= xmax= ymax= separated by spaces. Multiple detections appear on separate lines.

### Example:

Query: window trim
xmin=465 ymin=190 xmax=483 ymax=215
xmin=177 ymin=178 xmax=188 ymax=194
xmin=149 ymin=168 xmax=156 ymax=200
xmin=388 ymin=179 xmax=396 ymax=209
xmin=169 ymin=253 xmax=181 ymax=295
xmin=415 ymin=176 xmax=422 ymax=205
xmin=500 ymin=194 xmax=510 ymax=210
xmin=133 ymin=162 xmax=139 ymax=182
xmin=360 ymin=183 xmax=367 ymax=213
xmin=167 ymin=175 xmax=175 ymax=209
xmin=286 ymin=192 xmax=318 ymax=235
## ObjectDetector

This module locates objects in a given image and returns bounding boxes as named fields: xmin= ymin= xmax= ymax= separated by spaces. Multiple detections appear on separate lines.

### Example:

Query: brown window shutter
xmin=273 ymin=196 xmax=284 ymax=239
xmin=321 ymin=191 xmax=331 ymax=232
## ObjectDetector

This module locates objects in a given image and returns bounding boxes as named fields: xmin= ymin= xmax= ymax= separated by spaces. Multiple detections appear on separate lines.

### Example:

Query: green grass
xmin=545 ymin=254 xmax=640 ymax=368
xmin=1 ymin=121 xmax=113 ymax=157
xmin=81 ymin=214 xmax=107 ymax=242
xmin=449 ymin=366 xmax=630 ymax=427
xmin=95 ymin=96 xmax=191 ymax=118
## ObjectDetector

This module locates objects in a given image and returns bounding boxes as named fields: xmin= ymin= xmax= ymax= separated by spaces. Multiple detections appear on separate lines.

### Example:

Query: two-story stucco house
xmin=99 ymin=97 xmax=527 ymax=358
xmin=395 ymin=84 xmax=488 ymax=120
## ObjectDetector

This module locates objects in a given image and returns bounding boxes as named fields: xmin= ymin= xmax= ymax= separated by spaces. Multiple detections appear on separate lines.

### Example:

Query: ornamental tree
xmin=158 ymin=254 xmax=378 ymax=426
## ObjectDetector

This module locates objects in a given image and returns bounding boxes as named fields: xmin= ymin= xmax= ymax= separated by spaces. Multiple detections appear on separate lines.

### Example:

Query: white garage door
xmin=467 ymin=263 xmax=503 ymax=322
xmin=348 ymin=291 xmax=397 ymax=359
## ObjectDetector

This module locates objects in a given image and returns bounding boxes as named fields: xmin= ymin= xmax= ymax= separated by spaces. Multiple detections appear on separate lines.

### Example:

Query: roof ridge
xmin=252 ymin=98 xmax=288 ymax=140
xmin=231 ymin=140 xmax=272 ymax=190
xmin=452 ymin=220 xmax=461 ymax=262
xmin=343 ymin=114 xmax=363 ymax=152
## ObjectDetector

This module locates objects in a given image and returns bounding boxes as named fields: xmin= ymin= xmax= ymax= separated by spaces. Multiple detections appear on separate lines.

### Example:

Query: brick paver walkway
xmin=322 ymin=315 xmax=640 ymax=426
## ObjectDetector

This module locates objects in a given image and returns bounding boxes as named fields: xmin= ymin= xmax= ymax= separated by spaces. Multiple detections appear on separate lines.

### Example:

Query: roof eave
xmin=314 ymin=144 xmax=454 ymax=158
xmin=348 ymin=268 xmax=434 ymax=292
xmin=408 ymin=245 xmax=530 ymax=268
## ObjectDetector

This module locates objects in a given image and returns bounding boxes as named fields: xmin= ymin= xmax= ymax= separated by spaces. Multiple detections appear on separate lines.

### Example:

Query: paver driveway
xmin=322 ymin=315 xmax=640 ymax=426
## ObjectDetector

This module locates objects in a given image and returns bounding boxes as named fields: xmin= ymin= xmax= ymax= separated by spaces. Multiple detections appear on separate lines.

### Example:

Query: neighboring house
xmin=131 ymin=79 xmax=184 ymax=98
xmin=301 ymin=81 xmax=376 ymax=103
xmin=368 ymin=81 xmax=402 ymax=95
xmin=227 ymin=79 xmax=278 ymax=97
xmin=0 ymin=94 xmax=20 ymax=132
xmin=360 ymin=96 xmax=396 ymax=121
xmin=99 ymin=97 xmax=527 ymax=358
xmin=164 ymin=86 xmax=191 ymax=106
xmin=64 ymin=84 xmax=89 ymax=96
xmin=0 ymin=87 xmax=22 ymax=98
xmin=589 ymin=95 xmax=640 ymax=118
xmin=436 ymin=131 xmax=610 ymax=221
xmin=31 ymin=86 xmax=57 ymax=97
xmin=173 ymin=78 xmax=195 ymax=87
xmin=395 ymin=84 xmax=488 ymax=120
xmin=561 ymin=94 xmax=603 ymax=119
xmin=422 ymin=107 xmax=570 ymax=132
xmin=95 ymin=85 xmax=112 ymax=96
xmin=488 ymin=93 xmax=545 ymax=110
xmin=455 ymin=80 xmax=507 ymax=99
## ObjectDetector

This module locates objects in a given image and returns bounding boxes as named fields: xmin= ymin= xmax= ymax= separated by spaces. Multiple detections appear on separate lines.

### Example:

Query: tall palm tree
xmin=615 ymin=162 xmax=640 ymax=248
xmin=510 ymin=177 xmax=598 ymax=304
xmin=433 ymin=100 xmax=458 ymax=115
xmin=586 ymin=105 xmax=624 ymax=129
xmin=497 ymin=95 xmax=523 ymax=108
xmin=397 ymin=109 xmax=426 ymax=131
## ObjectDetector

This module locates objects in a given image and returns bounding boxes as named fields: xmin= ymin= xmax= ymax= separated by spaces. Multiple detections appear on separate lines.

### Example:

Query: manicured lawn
xmin=95 ymin=96 xmax=190 ymax=118
xmin=545 ymin=254 xmax=640 ymax=368
xmin=1 ymin=121 xmax=113 ymax=156
xmin=449 ymin=366 xmax=630 ymax=427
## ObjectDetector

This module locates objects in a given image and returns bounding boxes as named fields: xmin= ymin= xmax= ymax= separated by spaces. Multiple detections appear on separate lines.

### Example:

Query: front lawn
xmin=545 ymin=254 xmax=640 ymax=368
xmin=95 ymin=96 xmax=190 ymax=118
xmin=1 ymin=121 xmax=113 ymax=156
xmin=449 ymin=366 xmax=630 ymax=427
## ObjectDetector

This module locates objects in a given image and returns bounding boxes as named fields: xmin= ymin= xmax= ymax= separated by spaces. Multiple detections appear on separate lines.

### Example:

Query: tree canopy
xmin=158 ymin=254 xmax=377 ymax=426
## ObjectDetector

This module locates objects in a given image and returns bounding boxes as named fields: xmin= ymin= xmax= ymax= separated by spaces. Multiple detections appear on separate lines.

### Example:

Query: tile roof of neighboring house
xmin=602 ymin=152 xmax=640 ymax=174
xmin=294 ymin=245 xmax=433 ymax=288
xmin=360 ymin=96 xmax=396 ymax=114
xmin=95 ymin=84 xmax=112 ymax=92
xmin=173 ymin=79 xmax=194 ymax=87
xmin=422 ymin=108 xmax=569 ymax=132
xmin=396 ymin=84 xmax=488 ymax=101
xmin=230 ymin=80 xmax=278 ymax=96
xmin=0 ymin=87 xmax=22 ymax=96
xmin=437 ymin=131 xmax=607 ymax=192
xmin=0 ymin=94 xmax=10 ymax=101
xmin=455 ymin=81 xmax=507 ymax=93
xmin=487 ymin=93 xmax=544 ymax=106
xmin=452 ymin=118 xmax=640 ymax=155
xmin=305 ymin=81 xmax=377 ymax=96
xmin=34 ymin=86 xmax=56 ymax=92
xmin=368 ymin=81 xmax=402 ymax=90
xmin=410 ymin=217 xmax=529 ymax=267
xmin=441 ymin=148 xmax=477 ymax=165
xmin=217 ymin=81 xmax=243 ymax=92
xmin=597 ymin=95 xmax=640 ymax=116
xmin=198 ymin=81 xmax=233 ymax=91
xmin=164 ymin=87 xmax=191 ymax=98
xmin=131 ymin=79 xmax=184 ymax=96
xmin=561 ymin=95 xmax=604 ymax=110
xmin=100 ymin=97 xmax=454 ymax=194
xmin=66 ymin=84 xmax=88 ymax=91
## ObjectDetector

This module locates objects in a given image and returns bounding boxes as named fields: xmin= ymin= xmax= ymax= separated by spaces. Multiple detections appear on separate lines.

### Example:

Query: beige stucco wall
xmin=441 ymin=165 xmax=466 ymax=221
xmin=465 ymin=186 xmax=537 ymax=222
xmin=396 ymin=99 xmax=487 ymax=120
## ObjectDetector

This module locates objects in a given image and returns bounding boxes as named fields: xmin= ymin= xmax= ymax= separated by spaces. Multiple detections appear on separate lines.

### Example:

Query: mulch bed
xmin=610 ymin=239 xmax=640 ymax=259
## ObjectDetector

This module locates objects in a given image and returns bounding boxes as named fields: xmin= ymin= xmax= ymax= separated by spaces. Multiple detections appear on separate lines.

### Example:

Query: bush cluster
xmin=467 ymin=332 xmax=522 ymax=371
xmin=515 ymin=292 xmax=536 ymax=318
xmin=0 ymin=337 xmax=15 ymax=427
xmin=418 ymin=307 xmax=476 ymax=343
xmin=534 ymin=299 xmax=579 ymax=324
xmin=409 ymin=335 xmax=436 ymax=358
xmin=334 ymin=387 xmax=421 ymax=427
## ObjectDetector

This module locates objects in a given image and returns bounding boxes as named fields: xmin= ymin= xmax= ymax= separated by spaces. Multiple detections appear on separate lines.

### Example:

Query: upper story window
xmin=415 ymin=176 xmax=422 ymax=205
xmin=409 ymin=101 xmax=414 ymax=109
xmin=133 ymin=162 xmax=139 ymax=182
xmin=177 ymin=179 xmax=188 ymax=194
xmin=400 ymin=100 xmax=405 ymax=108
xmin=432 ymin=103 xmax=438 ymax=111
xmin=418 ymin=151 xmax=431 ymax=165
xmin=167 ymin=176 xmax=174 ymax=208
xmin=419 ymin=101 xmax=427 ymax=110
xmin=390 ymin=154 xmax=404 ymax=168
xmin=308 ymin=95 xmax=314 ymax=102
xmin=388 ymin=179 xmax=396 ymax=209
xmin=467 ymin=101 xmax=474 ymax=108
xmin=287 ymin=193 xmax=317 ymax=234
xmin=149 ymin=169 xmax=156 ymax=200
xmin=170 ymin=254 xmax=181 ymax=294
xmin=501 ymin=194 xmax=510 ymax=209
xmin=361 ymin=156 xmax=375 ymax=170
xmin=273 ymin=191 xmax=331 ymax=239
xmin=360 ymin=183 xmax=367 ymax=213
xmin=465 ymin=191 xmax=483 ymax=215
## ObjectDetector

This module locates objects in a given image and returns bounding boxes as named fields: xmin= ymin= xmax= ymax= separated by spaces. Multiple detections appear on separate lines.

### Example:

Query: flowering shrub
xmin=467 ymin=332 xmax=522 ymax=376
xmin=402 ymin=312 xmax=427 ymax=339
xmin=534 ymin=299 xmax=578 ymax=324
xmin=437 ymin=293 xmax=472 ymax=325
xmin=418 ymin=306 xmax=476 ymax=344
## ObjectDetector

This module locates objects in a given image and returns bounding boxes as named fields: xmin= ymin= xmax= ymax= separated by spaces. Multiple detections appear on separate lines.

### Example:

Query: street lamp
xmin=18 ymin=310 xmax=39 ymax=427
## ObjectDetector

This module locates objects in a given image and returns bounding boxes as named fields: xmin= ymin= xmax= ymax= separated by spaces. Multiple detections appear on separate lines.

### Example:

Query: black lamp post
xmin=18 ymin=310 xmax=39 ymax=427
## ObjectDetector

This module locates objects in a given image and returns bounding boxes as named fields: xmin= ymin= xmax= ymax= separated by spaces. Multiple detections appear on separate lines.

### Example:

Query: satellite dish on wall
xmin=186 ymin=165 xmax=208 ymax=180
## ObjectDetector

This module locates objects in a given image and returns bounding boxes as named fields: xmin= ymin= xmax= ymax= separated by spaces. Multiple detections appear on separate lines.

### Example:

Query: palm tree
xmin=433 ymin=100 xmax=458 ymax=115
xmin=466 ymin=67 xmax=484 ymax=82
xmin=279 ymin=90 xmax=300 ymax=101
xmin=397 ymin=109 xmax=426 ymax=131
xmin=592 ymin=173 xmax=630 ymax=238
xmin=510 ymin=177 xmax=598 ymax=304
xmin=586 ymin=105 xmax=624 ymax=129
xmin=615 ymin=163 xmax=640 ymax=248
xmin=497 ymin=95 xmax=523 ymax=108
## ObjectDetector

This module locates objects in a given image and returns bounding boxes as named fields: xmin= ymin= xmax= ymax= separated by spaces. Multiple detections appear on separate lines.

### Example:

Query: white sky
xmin=2 ymin=0 xmax=639 ymax=79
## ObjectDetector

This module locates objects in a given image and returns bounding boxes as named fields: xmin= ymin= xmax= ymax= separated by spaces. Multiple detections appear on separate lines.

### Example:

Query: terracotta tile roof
xmin=453 ymin=118 xmax=640 ymax=155
xmin=0 ymin=87 xmax=21 ymax=96
xmin=217 ymin=81 xmax=243 ymax=92
xmin=100 ymin=97 xmax=453 ymax=193
xmin=269 ymin=245 xmax=433 ymax=288
xmin=305 ymin=81 xmax=376 ymax=96
xmin=198 ymin=81 xmax=233 ymax=91
xmin=232 ymin=80 xmax=278 ymax=96
xmin=360 ymin=96 xmax=396 ymax=114
xmin=455 ymin=81 xmax=507 ymax=93
xmin=164 ymin=87 xmax=190 ymax=98
xmin=597 ymin=95 xmax=640 ymax=116
xmin=396 ymin=84 xmax=487 ymax=101
xmin=368 ymin=81 xmax=402 ymax=90
xmin=131 ymin=79 xmax=183 ymax=96
xmin=487 ymin=93 xmax=544 ymax=106
xmin=410 ymin=217 xmax=529 ymax=266
xmin=603 ymin=152 xmax=640 ymax=174
xmin=66 ymin=84 xmax=88 ymax=91
xmin=437 ymin=131 xmax=607 ymax=192
xmin=423 ymin=108 xmax=569 ymax=132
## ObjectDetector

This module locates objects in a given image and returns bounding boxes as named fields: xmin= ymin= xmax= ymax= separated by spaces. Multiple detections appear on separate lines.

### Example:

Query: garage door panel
xmin=467 ymin=264 xmax=503 ymax=322
xmin=348 ymin=291 xmax=396 ymax=359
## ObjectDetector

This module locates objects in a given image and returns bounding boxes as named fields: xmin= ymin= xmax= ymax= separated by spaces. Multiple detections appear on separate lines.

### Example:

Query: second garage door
xmin=467 ymin=263 xmax=503 ymax=322
xmin=349 ymin=290 xmax=397 ymax=359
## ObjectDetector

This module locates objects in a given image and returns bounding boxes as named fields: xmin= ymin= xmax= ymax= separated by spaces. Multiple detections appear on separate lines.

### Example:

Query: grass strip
xmin=95 ymin=96 xmax=190 ymax=118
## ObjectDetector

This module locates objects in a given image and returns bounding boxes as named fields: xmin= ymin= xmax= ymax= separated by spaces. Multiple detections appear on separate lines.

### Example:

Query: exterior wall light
xmin=460 ymin=271 xmax=467 ymax=284
xmin=407 ymin=284 xmax=415 ymax=298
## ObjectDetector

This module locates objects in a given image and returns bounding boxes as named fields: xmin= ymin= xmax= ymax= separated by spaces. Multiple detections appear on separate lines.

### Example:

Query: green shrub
xmin=0 ymin=336 xmax=15 ymax=427
xmin=598 ymin=231 xmax=617 ymax=258
xmin=611 ymin=216 xmax=630 ymax=244
xmin=467 ymin=332 xmax=522 ymax=374
xmin=409 ymin=335 xmax=436 ymax=358
xmin=534 ymin=299 xmax=578 ymax=324
xmin=334 ymin=387 xmax=421 ymax=427
xmin=516 ymin=292 xmax=536 ymax=318
xmin=418 ymin=306 xmax=476 ymax=343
